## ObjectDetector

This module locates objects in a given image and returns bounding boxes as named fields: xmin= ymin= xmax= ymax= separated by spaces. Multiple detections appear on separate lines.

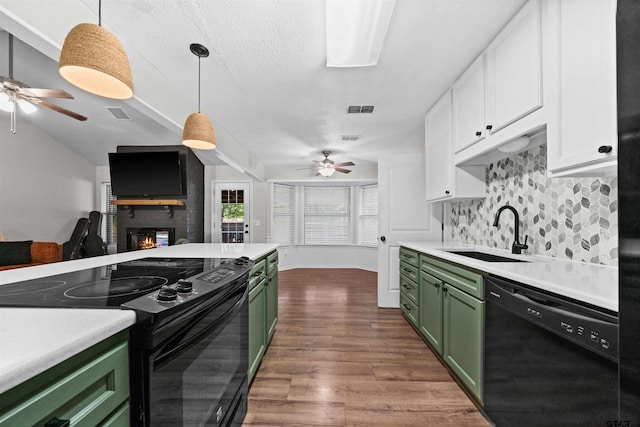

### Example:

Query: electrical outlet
xmin=253 ymin=219 xmax=260 ymax=226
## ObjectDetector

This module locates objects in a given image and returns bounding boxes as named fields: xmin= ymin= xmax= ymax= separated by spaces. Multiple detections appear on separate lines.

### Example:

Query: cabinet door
xmin=425 ymin=91 xmax=453 ymax=201
xmin=546 ymin=0 xmax=617 ymax=175
xmin=419 ymin=271 xmax=443 ymax=355
xmin=266 ymin=269 xmax=278 ymax=344
xmin=452 ymin=55 xmax=486 ymax=153
xmin=486 ymin=0 xmax=542 ymax=133
xmin=248 ymin=279 xmax=266 ymax=381
xmin=442 ymin=284 xmax=484 ymax=403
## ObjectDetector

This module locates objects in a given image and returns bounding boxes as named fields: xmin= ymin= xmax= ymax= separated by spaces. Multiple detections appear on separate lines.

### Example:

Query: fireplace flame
xmin=140 ymin=236 xmax=156 ymax=250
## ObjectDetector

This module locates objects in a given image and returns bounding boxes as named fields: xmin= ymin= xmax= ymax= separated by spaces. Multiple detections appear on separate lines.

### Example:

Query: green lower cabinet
xmin=418 ymin=271 xmax=443 ymax=355
xmin=443 ymin=283 xmax=484 ymax=404
xmin=248 ymin=277 xmax=267 ymax=381
xmin=0 ymin=331 xmax=130 ymax=427
xmin=266 ymin=268 xmax=278 ymax=344
xmin=400 ymin=292 xmax=419 ymax=328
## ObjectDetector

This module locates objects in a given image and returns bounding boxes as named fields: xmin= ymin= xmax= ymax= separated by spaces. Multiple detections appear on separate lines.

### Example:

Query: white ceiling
xmin=0 ymin=0 xmax=527 ymax=176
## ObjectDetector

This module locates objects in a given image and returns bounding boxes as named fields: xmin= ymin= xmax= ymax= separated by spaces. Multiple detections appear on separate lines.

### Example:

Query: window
xmin=272 ymin=184 xmax=295 ymax=244
xmin=103 ymin=183 xmax=117 ymax=245
xmin=220 ymin=189 xmax=245 ymax=243
xmin=271 ymin=182 xmax=377 ymax=246
xmin=304 ymin=185 xmax=351 ymax=244
xmin=359 ymin=184 xmax=378 ymax=246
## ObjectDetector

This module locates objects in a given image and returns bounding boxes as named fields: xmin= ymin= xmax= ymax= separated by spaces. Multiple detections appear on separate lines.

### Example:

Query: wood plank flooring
xmin=243 ymin=268 xmax=490 ymax=427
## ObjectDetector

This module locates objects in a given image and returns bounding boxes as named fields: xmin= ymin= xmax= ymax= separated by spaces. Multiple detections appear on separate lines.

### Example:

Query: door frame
xmin=212 ymin=181 xmax=252 ymax=244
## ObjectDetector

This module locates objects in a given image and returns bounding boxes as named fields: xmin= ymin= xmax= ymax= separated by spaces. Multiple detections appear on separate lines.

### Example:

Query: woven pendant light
xmin=58 ymin=1 xmax=133 ymax=99
xmin=182 ymin=43 xmax=216 ymax=150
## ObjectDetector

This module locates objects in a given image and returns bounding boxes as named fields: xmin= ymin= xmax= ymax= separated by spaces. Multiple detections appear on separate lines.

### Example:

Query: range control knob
xmin=234 ymin=256 xmax=250 ymax=265
xmin=176 ymin=279 xmax=193 ymax=293
xmin=157 ymin=286 xmax=178 ymax=301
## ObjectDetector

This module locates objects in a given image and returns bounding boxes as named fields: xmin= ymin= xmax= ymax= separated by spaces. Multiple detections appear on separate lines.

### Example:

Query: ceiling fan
xmin=0 ymin=33 xmax=87 ymax=133
xmin=305 ymin=150 xmax=355 ymax=177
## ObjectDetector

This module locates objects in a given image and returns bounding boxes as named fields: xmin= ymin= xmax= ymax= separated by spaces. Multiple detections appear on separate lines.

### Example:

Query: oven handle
xmin=154 ymin=282 xmax=248 ymax=368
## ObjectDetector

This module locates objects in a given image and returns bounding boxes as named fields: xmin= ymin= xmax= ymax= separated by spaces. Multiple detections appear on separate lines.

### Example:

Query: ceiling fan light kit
xmin=182 ymin=43 xmax=216 ymax=150
xmin=58 ymin=0 xmax=134 ymax=100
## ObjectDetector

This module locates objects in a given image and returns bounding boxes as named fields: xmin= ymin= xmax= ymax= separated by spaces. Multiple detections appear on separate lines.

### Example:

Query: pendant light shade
xmin=182 ymin=112 xmax=216 ymax=149
xmin=58 ymin=3 xmax=134 ymax=99
xmin=182 ymin=43 xmax=216 ymax=150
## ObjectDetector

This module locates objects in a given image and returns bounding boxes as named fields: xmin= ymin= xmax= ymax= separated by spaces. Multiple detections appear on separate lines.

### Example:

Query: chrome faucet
xmin=493 ymin=205 xmax=529 ymax=254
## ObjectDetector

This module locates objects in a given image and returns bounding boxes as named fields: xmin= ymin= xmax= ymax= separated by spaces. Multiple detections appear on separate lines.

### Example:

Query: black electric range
xmin=0 ymin=257 xmax=251 ymax=320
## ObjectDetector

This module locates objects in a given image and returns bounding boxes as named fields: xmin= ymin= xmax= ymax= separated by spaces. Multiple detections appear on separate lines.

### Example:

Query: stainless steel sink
xmin=448 ymin=251 xmax=529 ymax=263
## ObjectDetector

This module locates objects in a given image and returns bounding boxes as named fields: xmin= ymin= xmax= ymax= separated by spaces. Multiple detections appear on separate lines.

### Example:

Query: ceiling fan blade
xmin=35 ymin=100 xmax=88 ymax=121
xmin=335 ymin=167 xmax=352 ymax=174
xmin=334 ymin=161 xmax=355 ymax=167
xmin=19 ymin=88 xmax=74 ymax=99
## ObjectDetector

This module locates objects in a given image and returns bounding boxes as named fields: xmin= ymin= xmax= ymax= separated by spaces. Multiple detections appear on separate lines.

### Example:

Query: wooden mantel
xmin=110 ymin=199 xmax=185 ymax=218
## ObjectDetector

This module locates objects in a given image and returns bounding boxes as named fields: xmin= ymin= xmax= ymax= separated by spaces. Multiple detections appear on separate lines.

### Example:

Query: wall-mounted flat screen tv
xmin=108 ymin=151 xmax=183 ymax=197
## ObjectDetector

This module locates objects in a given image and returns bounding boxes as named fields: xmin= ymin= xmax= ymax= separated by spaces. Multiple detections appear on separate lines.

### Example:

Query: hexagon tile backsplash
xmin=450 ymin=144 xmax=618 ymax=266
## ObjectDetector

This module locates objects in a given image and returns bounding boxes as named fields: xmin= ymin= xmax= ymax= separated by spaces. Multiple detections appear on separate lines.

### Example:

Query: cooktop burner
xmin=64 ymin=276 xmax=169 ymax=299
xmin=0 ymin=257 xmax=249 ymax=312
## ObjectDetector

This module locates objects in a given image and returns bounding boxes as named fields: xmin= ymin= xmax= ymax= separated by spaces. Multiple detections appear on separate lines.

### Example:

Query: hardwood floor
xmin=243 ymin=268 xmax=490 ymax=427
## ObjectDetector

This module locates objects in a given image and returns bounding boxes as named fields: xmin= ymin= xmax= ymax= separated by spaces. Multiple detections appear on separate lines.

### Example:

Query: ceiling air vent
xmin=341 ymin=135 xmax=361 ymax=142
xmin=347 ymin=105 xmax=375 ymax=114
xmin=106 ymin=106 xmax=132 ymax=121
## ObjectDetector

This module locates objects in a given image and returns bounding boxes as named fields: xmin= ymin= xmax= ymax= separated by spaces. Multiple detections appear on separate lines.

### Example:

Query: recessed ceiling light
xmin=341 ymin=135 xmax=361 ymax=142
xmin=361 ymin=106 xmax=375 ymax=113
xmin=348 ymin=105 xmax=362 ymax=114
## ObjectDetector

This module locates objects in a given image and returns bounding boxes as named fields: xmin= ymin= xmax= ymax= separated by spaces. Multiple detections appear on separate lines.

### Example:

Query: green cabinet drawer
xmin=420 ymin=254 xmax=484 ymax=299
xmin=266 ymin=251 xmax=279 ymax=274
xmin=400 ymin=292 xmax=419 ymax=329
xmin=400 ymin=247 xmax=419 ymax=268
xmin=400 ymin=260 xmax=419 ymax=283
xmin=249 ymin=258 xmax=266 ymax=290
xmin=443 ymin=283 xmax=484 ymax=404
xmin=400 ymin=274 xmax=419 ymax=306
xmin=0 ymin=331 xmax=130 ymax=427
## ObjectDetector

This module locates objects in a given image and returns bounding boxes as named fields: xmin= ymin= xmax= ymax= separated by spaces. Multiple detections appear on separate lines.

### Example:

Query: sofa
xmin=0 ymin=241 xmax=63 ymax=271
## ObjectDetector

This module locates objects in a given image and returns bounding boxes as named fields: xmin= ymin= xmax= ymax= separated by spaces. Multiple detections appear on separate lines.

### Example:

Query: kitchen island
xmin=0 ymin=243 xmax=278 ymax=395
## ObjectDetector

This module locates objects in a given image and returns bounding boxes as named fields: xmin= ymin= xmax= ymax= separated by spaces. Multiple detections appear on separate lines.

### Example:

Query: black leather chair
xmin=83 ymin=211 xmax=108 ymax=257
xmin=62 ymin=218 xmax=90 ymax=261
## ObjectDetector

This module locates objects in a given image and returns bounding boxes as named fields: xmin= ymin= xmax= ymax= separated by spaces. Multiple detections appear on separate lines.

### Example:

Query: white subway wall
xmin=0 ymin=118 xmax=96 ymax=242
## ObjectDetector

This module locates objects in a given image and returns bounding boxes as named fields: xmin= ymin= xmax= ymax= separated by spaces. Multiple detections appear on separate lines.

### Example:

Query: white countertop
xmin=0 ymin=243 xmax=278 ymax=394
xmin=399 ymin=241 xmax=618 ymax=312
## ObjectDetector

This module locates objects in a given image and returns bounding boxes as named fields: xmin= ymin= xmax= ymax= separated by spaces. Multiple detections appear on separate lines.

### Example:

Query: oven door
xmin=130 ymin=280 xmax=248 ymax=427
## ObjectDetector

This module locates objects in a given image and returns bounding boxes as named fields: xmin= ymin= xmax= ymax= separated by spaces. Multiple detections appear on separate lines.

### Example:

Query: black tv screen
xmin=108 ymin=151 xmax=183 ymax=197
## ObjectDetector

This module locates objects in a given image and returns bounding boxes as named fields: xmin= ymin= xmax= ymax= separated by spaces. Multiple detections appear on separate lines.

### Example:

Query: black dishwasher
xmin=483 ymin=275 xmax=618 ymax=426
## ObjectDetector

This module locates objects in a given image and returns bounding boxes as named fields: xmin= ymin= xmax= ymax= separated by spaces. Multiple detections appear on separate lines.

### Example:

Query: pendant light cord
xmin=98 ymin=0 xmax=102 ymax=26
xmin=198 ymin=56 xmax=201 ymax=113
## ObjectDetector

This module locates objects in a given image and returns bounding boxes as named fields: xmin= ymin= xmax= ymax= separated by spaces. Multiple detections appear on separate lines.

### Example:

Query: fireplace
xmin=127 ymin=228 xmax=175 ymax=251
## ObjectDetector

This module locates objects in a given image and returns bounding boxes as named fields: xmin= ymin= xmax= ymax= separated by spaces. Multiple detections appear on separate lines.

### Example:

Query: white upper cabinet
xmin=452 ymin=55 xmax=486 ymax=154
xmin=486 ymin=0 xmax=542 ymax=134
xmin=451 ymin=0 xmax=545 ymax=165
xmin=426 ymin=91 xmax=484 ymax=203
xmin=545 ymin=0 xmax=617 ymax=176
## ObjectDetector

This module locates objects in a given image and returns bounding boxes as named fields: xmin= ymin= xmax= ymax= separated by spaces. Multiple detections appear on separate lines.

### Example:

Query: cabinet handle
xmin=435 ymin=283 xmax=440 ymax=289
xmin=475 ymin=131 xmax=482 ymax=136
xmin=443 ymin=287 xmax=448 ymax=294
xmin=44 ymin=419 xmax=70 ymax=427
xmin=445 ymin=190 xmax=450 ymax=195
xmin=486 ymin=125 xmax=493 ymax=130
xmin=402 ymin=304 xmax=412 ymax=311
xmin=598 ymin=145 xmax=613 ymax=154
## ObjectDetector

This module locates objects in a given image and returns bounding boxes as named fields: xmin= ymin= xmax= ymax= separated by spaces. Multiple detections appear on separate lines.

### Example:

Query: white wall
xmin=277 ymin=245 xmax=377 ymax=271
xmin=0 ymin=118 xmax=97 ymax=242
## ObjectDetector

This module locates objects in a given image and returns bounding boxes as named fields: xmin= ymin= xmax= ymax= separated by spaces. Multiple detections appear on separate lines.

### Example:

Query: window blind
xmin=303 ymin=185 xmax=351 ymax=244
xmin=359 ymin=184 xmax=378 ymax=246
xmin=272 ymin=184 xmax=295 ymax=244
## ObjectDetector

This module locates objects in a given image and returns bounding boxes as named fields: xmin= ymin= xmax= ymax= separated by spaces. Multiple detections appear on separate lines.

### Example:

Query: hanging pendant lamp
xmin=182 ymin=43 xmax=216 ymax=150
xmin=58 ymin=0 xmax=133 ymax=99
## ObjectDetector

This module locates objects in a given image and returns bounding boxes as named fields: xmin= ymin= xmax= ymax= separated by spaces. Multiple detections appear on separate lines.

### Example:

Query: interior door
xmin=377 ymin=154 xmax=442 ymax=307
xmin=213 ymin=182 xmax=251 ymax=243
